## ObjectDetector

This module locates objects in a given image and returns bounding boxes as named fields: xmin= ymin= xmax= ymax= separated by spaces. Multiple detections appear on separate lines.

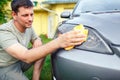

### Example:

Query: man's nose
xmin=28 ymin=15 xmax=33 ymax=21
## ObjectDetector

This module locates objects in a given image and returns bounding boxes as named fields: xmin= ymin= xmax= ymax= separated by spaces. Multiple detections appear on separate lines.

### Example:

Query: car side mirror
xmin=60 ymin=11 xmax=71 ymax=18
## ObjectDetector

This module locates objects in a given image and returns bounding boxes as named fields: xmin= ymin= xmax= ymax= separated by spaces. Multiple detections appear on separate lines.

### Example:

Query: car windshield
xmin=72 ymin=0 xmax=120 ymax=15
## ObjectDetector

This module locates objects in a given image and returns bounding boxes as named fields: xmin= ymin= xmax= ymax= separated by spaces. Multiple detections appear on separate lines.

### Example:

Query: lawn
xmin=24 ymin=34 xmax=53 ymax=80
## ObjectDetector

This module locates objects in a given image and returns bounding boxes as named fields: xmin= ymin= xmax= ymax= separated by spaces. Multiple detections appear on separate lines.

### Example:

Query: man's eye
xmin=31 ymin=14 xmax=33 ymax=16
xmin=22 ymin=14 xmax=28 ymax=17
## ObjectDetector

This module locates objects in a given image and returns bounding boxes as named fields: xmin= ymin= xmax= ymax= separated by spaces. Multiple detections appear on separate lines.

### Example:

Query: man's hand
xmin=32 ymin=38 xmax=42 ymax=48
xmin=56 ymin=30 xmax=86 ymax=48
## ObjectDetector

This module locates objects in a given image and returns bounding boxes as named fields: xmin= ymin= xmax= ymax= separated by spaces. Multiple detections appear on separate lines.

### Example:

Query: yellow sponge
xmin=65 ymin=24 xmax=88 ymax=50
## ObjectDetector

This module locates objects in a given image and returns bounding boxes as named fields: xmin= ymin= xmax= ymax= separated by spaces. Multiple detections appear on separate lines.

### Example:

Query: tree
xmin=0 ymin=0 xmax=11 ymax=24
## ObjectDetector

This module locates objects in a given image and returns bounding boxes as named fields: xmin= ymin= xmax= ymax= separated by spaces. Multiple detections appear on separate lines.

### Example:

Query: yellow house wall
xmin=33 ymin=11 xmax=48 ymax=35
xmin=46 ymin=3 xmax=75 ymax=37
xmin=32 ymin=0 xmax=76 ymax=36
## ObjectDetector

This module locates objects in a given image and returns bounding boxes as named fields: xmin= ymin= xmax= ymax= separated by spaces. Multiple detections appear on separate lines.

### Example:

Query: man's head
xmin=11 ymin=0 xmax=34 ymax=32
xmin=11 ymin=0 xmax=33 ymax=13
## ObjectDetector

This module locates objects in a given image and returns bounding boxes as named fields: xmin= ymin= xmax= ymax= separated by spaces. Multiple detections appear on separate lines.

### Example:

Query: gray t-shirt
xmin=0 ymin=20 xmax=39 ymax=67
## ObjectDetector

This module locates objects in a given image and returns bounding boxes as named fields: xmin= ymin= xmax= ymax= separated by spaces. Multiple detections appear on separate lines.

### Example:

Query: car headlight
xmin=75 ymin=27 xmax=113 ymax=54
xmin=55 ymin=24 xmax=113 ymax=55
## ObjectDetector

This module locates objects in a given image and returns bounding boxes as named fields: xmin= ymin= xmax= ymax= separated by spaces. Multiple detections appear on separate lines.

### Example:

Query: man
xmin=0 ymin=0 xmax=86 ymax=80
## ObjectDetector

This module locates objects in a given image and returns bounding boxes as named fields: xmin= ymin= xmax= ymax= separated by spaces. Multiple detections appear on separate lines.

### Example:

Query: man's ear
xmin=12 ymin=11 xmax=17 ymax=20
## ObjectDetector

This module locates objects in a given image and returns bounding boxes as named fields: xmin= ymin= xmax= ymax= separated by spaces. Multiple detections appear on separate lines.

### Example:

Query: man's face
xmin=13 ymin=7 xmax=34 ymax=29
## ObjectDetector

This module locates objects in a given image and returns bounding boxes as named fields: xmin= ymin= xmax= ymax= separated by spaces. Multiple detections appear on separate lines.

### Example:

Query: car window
xmin=72 ymin=0 xmax=120 ymax=15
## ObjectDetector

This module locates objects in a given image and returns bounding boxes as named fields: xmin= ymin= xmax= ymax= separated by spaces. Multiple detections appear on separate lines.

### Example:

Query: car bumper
xmin=51 ymin=49 xmax=120 ymax=80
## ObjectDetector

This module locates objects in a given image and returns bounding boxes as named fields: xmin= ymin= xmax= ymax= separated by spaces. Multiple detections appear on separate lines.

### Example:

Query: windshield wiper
xmin=92 ymin=10 xmax=120 ymax=14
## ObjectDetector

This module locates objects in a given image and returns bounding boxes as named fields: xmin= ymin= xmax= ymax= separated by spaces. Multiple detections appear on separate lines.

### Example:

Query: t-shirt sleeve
xmin=0 ymin=30 xmax=18 ymax=49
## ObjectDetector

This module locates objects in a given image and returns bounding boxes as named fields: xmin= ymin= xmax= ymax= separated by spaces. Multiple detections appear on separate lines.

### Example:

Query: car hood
xmin=65 ymin=13 xmax=120 ymax=45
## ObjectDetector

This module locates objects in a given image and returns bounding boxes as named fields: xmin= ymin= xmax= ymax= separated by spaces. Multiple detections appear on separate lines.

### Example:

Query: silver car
xmin=51 ymin=0 xmax=120 ymax=80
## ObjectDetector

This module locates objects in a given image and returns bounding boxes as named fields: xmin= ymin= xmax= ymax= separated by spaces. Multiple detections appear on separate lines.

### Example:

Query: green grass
xmin=25 ymin=34 xmax=53 ymax=80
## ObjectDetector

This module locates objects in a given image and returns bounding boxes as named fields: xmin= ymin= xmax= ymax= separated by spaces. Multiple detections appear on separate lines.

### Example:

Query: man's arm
xmin=5 ymin=30 xmax=86 ymax=63
xmin=31 ymin=37 xmax=44 ymax=80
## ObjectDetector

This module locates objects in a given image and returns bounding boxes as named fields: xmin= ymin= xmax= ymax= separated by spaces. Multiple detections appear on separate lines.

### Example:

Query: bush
xmin=0 ymin=0 xmax=11 ymax=24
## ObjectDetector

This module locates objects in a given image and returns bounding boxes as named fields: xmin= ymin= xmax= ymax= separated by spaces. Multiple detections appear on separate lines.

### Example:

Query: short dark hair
xmin=11 ymin=0 xmax=33 ymax=13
